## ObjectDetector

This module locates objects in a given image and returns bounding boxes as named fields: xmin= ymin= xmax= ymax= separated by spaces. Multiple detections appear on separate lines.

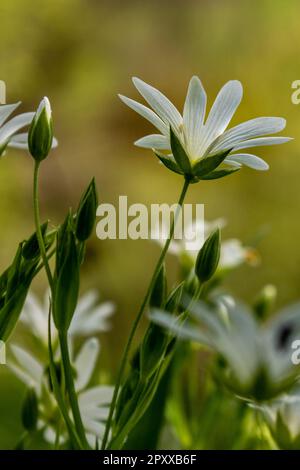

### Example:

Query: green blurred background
xmin=0 ymin=0 xmax=299 ymax=448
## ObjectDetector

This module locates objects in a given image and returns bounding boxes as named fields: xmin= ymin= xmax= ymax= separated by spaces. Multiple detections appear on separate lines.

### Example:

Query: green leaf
xmin=192 ymin=148 xmax=232 ymax=178
xmin=200 ymin=167 xmax=240 ymax=180
xmin=170 ymin=127 xmax=192 ymax=175
xmin=154 ymin=151 xmax=183 ymax=175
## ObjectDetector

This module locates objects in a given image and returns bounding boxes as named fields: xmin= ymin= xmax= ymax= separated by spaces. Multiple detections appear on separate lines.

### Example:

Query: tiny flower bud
xmin=75 ymin=178 xmax=98 ymax=241
xmin=195 ymin=228 xmax=221 ymax=283
xmin=21 ymin=388 xmax=38 ymax=431
xmin=28 ymin=97 xmax=53 ymax=161
xmin=253 ymin=284 xmax=277 ymax=319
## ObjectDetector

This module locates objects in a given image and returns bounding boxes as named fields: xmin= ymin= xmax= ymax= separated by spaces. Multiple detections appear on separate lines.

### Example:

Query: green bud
xmin=75 ymin=178 xmax=98 ymax=241
xmin=22 ymin=221 xmax=48 ymax=260
xmin=165 ymin=282 xmax=183 ymax=313
xmin=28 ymin=97 xmax=53 ymax=161
xmin=21 ymin=388 xmax=38 ymax=431
xmin=139 ymin=323 xmax=167 ymax=380
xmin=150 ymin=264 xmax=167 ymax=308
xmin=54 ymin=228 xmax=80 ymax=332
xmin=195 ymin=229 xmax=221 ymax=283
xmin=253 ymin=284 xmax=277 ymax=320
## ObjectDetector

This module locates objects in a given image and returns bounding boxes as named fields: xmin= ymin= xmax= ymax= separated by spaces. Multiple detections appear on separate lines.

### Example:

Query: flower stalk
xmin=101 ymin=177 xmax=190 ymax=449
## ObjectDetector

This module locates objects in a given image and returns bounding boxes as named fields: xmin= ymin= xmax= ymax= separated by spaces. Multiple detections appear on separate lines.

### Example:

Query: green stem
xmin=102 ymin=177 xmax=190 ymax=449
xmin=47 ymin=308 xmax=82 ymax=449
xmin=33 ymin=161 xmax=54 ymax=291
xmin=33 ymin=161 xmax=87 ymax=449
xmin=59 ymin=331 xmax=89 ymax=449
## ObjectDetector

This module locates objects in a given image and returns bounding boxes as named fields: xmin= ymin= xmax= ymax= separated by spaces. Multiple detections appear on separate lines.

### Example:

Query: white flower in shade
xmin=151 ymin=299 xmax=300 ymax=401
xmin=0 ymin=102 xmax=57 ymax=156
xmin=255 ymin=387 xmax=300 ymax=449
xmin=151 ymin=218 xmax=257 ymax=271
xmin=119 ymin=76 xmax=291 ymax=173
xmin=20 ymin=289 xmax=115 ymax=345
xmin=9 ymin=338 xmax=114 ymax=447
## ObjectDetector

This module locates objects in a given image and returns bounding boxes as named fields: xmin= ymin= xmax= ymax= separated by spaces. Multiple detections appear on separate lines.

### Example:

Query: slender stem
xmin=33 ymin=162 xmax=54 ymax=291
xmin=47 ymin=307 xmax=82 ymax=449
xmin=102 ymin=178 xmax=190 ymax=449
xmin=59 ymin=331 xmax=89 ymax=448
xmin=33 ymin=161 xmax=88 ymax=449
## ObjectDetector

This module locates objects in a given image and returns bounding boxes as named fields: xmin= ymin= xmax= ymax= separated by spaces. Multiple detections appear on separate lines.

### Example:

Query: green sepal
xmin=139 ymin=323 xmax=168 ymax=380
xmin=75 ymin=178 xmax=98 ymax=242
xmin=154 ymin=151 xmax=183 ymax=175
xmin=165 ymin=282 xmax=184 ymax=313
xmin=200 ymin=167 xmax=240 ymax=180
xmin=192 ymin=148 xmax=232 ymax=178
xmin=150 ymin=264 xmax=167 ymax=308
xmin=195 ymin=229 xmax=221 ymax=283
xmin=22 ymin=388 xmax=39 ymax=431
xmin=170 ymin=127 xmax=192 ymax=175
xmin=54 ymin=229 xmax=80 ymax=332
xmin=22 ymin=221 xmax=49 ymax=260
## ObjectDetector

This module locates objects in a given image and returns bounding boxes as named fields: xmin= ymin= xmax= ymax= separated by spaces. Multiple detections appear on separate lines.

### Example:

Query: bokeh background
xmin=0 ymin=0 xmax=299 ymax=448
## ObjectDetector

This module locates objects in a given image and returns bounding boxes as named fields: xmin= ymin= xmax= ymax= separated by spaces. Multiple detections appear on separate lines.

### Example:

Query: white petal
xmin=201 ymin=80 xmax=243 ymax=151
xmin=20 ymin=292 xmax=48 ymax=343
xmin=118 ymin=95 xmax=167 ymax=134
xmin=233 ymin=136 xmax=292 ymax=151
xmin=8 ymin=133 xmax=58 ymax=150
xmin=10 ymin=345 xmax=43 ymax=385
xmin=183 ymin=76 xmax=206 ymax=155
xmin=132 ymin=77 xmax=182 ymax=131
xmin=0 ymin=102 xmax=21 ymax=127
xmin=75 ymin=338 xmax=100 ymax=391
xmin=226 ymin=153 xmax=269 ymax=170
xmin=82 ymin=417 xmax=105 ymax=438
xmin=134 ymin=134 xmax=170 ymax=149
xmin=212 ymin=117 xmax=286 ymax=152
xmin=79 ymin=386 xmax=114 ymax=407
xmin=71 ymin=301 xmax=115 ymax=336
xmin=0 ymin=112 xmax=34 ymax=143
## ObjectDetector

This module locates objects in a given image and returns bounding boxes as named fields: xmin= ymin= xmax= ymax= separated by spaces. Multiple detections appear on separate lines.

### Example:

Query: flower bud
xmin=253 ymin=284 xmax=277 ymax=320
xmin=75 ymin=178 xmax=98 ymax=241
xmin=195 ymin=229 xmax=221 ymax=283
xmin=54 ymin=226 xmax=80 ymax=332
xmin=28 ymin=97 xmax=53 ymax=161
xmin=149 ymin=264 xmax=166 ymax=308
xmin=21 ymin=388 xmax=38 ymax=431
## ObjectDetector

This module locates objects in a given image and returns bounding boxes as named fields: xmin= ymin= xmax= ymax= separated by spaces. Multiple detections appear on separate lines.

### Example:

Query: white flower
xmin=151 ymin=299 xmax=300 ymax=401
xmin=20 ymin=289 xmax=115 ymax=346
xmin=0 ymin=102 xmax=57 ymax=155
xmin=9 ymin=338 xmax=114 ymax=447
xmin=151 ymin=217 xmax=256 ymax=270
xmin=119 ymin=76 xmax=291 ymax=171
xmin=257 ymin=388 xmax=300 ymax=449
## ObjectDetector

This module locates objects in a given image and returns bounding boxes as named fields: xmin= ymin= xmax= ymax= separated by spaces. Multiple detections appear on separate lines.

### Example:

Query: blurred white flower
xmin=9 ymin=338 xmax=113 ymax=447
xmin=151 ymin=299 xmax=300 ymax=401
xmin=151 ymin=217 xmax=257 ymax=271
xmin=0 ymin=102 xmax=57 ymax=155
xmin=20 ymin=289 xmax=115 ymax=345
xmin=257 ymin=388 xmax=300 ymax=449
xmin=120 ymin=76 xmax=291 ymax=171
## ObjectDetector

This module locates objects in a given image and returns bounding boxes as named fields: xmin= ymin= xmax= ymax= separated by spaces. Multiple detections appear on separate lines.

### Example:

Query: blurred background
xmin=0 ymin=0 xmax=299 ymax=448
